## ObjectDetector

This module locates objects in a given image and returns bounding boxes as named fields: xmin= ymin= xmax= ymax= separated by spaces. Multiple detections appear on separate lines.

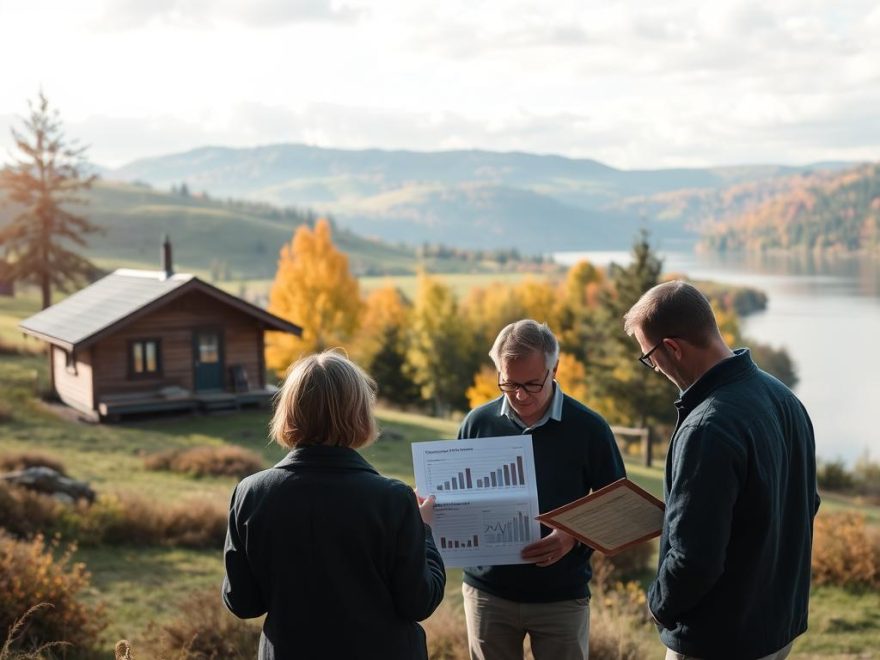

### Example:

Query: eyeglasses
xmin=498 ymin=369 xmax=549 ymax=393
xmin=638 ymin=338 xmax=671 ymax=369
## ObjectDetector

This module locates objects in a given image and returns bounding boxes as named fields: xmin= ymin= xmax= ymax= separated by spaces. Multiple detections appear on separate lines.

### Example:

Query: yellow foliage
xmin=466 ymin=365 xmax=500 ymax=409
xmin=265 ymin=219 xmax=362 ymax=373
xmin=812 ymin=512 xmax=880 ymax=588
xmin=556 ymin=352 xmax=589 ymax=402
xmin=351 ymin=285 xmax=409 ymax=366
xmin=461 ymin=283 xmax=527 ymax=350
xmin=515 ymin=278 xmax=562 ymax=328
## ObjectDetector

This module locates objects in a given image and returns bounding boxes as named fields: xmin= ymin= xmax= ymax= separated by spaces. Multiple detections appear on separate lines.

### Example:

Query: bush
xmin=0 ymin=482 xmax=66 ymax=539
xmin=143 ymin=590 xmax=260 ymax=659
xmin=144 ymin=446 xmax=263 ymax=479
xmin=0 ymin=453 xmax=67 ymax=476
xmin=817 ymin=458 xmax=855 ymax=492
xmin=812 ymin=512 xmax=880 ymax=588
xmin=0 ymin=533 xmax=105 ymax=657
xmin=75 ymin=493 xmax=227 ymax=549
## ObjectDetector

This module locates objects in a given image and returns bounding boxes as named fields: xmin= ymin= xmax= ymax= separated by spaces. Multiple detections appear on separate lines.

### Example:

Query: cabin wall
xmin=52 ymin=346 xmax=94 ymax=413
xmin=91 ymin=291 xmax=263 ymax=399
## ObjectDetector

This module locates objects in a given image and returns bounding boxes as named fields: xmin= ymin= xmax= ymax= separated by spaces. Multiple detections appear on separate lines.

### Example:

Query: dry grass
xmin=812 ymin=512 xmax=880 ymax=589
xmin=0 ymin=453 xmax=67 ymax=476
xmin=143 ymin=446 xmax=263 ymax=479
xmin=141 ymin=590 xmax=260 ymax=659
xmin=0 ymin=482 xmax=226 ymax=550
xmin=0 ymin=534 xmax=104 ymax=658
xmin=423 ymin=603 xmax=469 ymax=660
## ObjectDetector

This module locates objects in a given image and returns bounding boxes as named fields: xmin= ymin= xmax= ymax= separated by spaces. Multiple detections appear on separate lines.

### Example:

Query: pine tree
xmin=265 ymin=219 xmax=361 ymax=372
xmin=0 ymin=92 xmax=99 ymax=309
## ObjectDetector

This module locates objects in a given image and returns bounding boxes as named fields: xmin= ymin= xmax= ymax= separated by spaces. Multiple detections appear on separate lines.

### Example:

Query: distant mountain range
xmin=108 ymin=145 xmax=857 ymax=253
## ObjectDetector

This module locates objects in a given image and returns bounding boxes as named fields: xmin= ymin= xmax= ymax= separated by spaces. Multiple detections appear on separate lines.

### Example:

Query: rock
xmin=0 ymin=466 xmax=95 ymax=503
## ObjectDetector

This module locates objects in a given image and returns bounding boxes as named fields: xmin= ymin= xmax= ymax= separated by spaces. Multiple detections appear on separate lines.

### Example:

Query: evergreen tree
xmin=0 ymin=92 xmax=99 ymax=309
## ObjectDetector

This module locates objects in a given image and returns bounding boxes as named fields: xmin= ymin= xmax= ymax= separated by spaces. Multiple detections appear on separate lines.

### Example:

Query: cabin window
xmin=65 ymin=350 xmax=77 ymax=375
xmin=129 ymin=339 xmax=161 ymax=377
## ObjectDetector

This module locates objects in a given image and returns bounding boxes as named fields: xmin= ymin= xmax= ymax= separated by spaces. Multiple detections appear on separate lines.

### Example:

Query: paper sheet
xmin=536 ymin=478 xmax=664 ymax=555
xmin=411 ymin=435 xmax=540 ymax=567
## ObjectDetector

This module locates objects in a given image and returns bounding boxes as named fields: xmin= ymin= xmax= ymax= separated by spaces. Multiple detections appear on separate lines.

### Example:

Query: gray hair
xmin=489 ymin=319 xmax=559 ymax=370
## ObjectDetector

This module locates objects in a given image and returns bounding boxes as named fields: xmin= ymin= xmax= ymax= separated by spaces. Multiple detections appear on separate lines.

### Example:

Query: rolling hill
xmin=109 ymin=144 xmax=852 ymax=252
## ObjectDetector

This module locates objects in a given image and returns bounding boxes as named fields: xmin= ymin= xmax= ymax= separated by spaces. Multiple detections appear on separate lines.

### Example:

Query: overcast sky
xmin=1 ymin=0 xmax=878 ymax=169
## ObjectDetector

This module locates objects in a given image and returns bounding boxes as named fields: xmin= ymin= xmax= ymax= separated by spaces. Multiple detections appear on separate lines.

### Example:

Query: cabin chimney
xmin=161 ymin=235 xmax=174 ymax=280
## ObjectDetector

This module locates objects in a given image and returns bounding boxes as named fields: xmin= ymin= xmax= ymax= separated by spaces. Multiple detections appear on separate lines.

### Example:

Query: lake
xmin=554 ymin=249 xmax=880 ymax=466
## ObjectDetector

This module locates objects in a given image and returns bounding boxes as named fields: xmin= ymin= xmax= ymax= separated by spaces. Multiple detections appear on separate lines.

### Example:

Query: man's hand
xmin=521 ymin=529 xmax=576 ymax=567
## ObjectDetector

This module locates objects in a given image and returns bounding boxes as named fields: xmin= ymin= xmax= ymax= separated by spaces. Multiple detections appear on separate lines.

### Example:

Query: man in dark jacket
xmin=624 ymin=281 xmax=820 ymax=660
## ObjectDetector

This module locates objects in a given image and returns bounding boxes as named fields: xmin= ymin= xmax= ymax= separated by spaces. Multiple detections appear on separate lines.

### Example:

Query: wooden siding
xmin=91 ymin=290 xmax=263 ymax=399
xmin=53 ymin=346 xmax=94 ymax=413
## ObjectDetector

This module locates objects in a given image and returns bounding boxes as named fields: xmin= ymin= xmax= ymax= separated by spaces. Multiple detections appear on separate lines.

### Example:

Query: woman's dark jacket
xmin=222 ymin=445 xmax=446 ymax=659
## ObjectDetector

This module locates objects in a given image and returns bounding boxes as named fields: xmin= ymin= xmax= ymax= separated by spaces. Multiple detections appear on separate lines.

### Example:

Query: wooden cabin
xmin=18 ymin=248 xmax=301 ymax=421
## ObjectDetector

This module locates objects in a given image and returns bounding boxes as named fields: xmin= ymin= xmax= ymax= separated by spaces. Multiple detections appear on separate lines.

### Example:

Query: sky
xmin=0 ymin=0 xmax=878 ymax=169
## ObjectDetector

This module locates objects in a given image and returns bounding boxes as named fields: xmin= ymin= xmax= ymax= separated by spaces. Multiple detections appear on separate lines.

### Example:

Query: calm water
xmin=554 ymin=249 xmax=880 ymax=465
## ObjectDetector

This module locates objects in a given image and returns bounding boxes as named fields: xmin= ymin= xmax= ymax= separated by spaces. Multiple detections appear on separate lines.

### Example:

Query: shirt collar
xmin=500 ymin=380 xmax=564 ymax=431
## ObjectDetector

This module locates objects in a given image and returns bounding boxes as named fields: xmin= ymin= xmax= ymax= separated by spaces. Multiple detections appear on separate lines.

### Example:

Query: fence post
xmin=642 ymin=427 xmax=653 ymax=468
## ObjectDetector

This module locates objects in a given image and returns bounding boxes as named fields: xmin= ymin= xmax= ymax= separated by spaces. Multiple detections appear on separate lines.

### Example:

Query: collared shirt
xmin=499 ymin=381 xmax=564 ymax=432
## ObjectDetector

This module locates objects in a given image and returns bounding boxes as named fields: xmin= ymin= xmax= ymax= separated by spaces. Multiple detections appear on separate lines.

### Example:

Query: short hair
xmin=270 ymin=350 xmax=378 ymax=449
xmin=623 ymin=280 xmax=719 ymax=348
xmin=489 ymin=319 xmax=559 ymax=370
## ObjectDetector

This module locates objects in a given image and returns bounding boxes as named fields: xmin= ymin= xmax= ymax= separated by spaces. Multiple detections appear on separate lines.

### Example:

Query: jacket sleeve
xmin=221 ymin=483 xmax=267 ymax=619
xmin=388 ymin=484 xmax=446 ymax=621
xmin=648 ymin=420 xmax=744 ymax=626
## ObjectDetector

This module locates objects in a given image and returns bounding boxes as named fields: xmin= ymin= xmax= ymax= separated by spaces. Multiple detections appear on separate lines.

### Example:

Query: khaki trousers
xmin=664 ymin=641 xmax=793 ymax=660
xmin=462 ymin=583 xmax=590 ymax=660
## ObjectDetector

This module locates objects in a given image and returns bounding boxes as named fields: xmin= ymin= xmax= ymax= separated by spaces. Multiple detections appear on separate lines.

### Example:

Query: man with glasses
xmin=624 ymin=281 xmax=820 ymax=660
xmin=457 ymin=319 xmax=624 ymax=660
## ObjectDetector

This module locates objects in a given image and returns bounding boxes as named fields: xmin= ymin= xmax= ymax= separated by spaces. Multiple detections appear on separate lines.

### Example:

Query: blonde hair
xmin=270 ymin=350 xmax=378 ymax=449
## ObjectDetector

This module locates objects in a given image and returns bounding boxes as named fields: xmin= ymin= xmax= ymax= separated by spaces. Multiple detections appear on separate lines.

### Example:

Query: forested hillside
xmin=698 ymin=163 xmax=880 ymax=252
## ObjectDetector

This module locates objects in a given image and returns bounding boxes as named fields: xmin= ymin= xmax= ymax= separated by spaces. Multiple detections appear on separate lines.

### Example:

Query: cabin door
xmin=193 ymin=329 xmax=224 ymax=391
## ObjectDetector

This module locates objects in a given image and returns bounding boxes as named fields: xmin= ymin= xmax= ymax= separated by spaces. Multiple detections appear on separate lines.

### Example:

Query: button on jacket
xmin=223 ymin=445 xmax=446 ymax=659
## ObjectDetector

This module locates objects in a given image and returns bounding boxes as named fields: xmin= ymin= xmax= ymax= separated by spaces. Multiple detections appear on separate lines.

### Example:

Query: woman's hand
xmin=414 ymin=489 xmax=435 ymax=525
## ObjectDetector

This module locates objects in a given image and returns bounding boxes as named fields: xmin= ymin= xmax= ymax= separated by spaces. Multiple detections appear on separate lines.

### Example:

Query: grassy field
xmin=1 ymin=295 xmax=878 ymax=657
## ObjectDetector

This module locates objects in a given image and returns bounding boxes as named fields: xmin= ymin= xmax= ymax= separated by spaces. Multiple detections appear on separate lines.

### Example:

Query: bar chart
xmin=482 ymin=510 xmax=532 ymax=545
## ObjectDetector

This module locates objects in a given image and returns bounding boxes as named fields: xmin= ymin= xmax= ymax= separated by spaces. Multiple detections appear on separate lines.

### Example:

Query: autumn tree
xmin=406 ymin=272 xmax=476 ymax=415
xmin=265 ymin=219 xmax=361 ymax=372
xmin=0 ymin=92 xmax=99 ymax=308
xmin=353 ymin=285 xmax=419 ymax=404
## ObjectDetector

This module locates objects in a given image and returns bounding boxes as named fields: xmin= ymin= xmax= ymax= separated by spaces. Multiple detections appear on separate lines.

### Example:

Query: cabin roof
xmin=19 ymin=269 xmax=301 ymax=351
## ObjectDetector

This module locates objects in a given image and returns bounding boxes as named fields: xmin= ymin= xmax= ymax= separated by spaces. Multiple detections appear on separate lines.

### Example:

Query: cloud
xmin=94 ymin=0 xmax=365 ymax=30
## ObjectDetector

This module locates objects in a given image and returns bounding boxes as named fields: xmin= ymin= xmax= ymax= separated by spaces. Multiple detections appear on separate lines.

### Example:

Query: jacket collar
xmin=273 ymin=444 xmax=379 ymax=474
xmin=675 ymin=348 xmax=757 ymax=413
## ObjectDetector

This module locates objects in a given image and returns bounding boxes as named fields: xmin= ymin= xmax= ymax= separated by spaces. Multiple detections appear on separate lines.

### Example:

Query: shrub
xmin=0 ymin=402 xmax=12 ymax=424
xmin=603 ymin=540 xmax=655 ymax=580
xmin=817 ymin=458 xmax=855 ymax=492
xmin=0 ymin=482 xmax=66 ymax=539
xmin=0 ymin=453 xmax=67 ymax=476
xmin=144 ymin=446 xmax=263 ymax=479
xmin=0 ymin=484 xmax=227 ymax=550
xmin=812 ymin=512 xmax=880 ymax=588
xmin=143 ymin=590 xmax=260 ymax=659
xmin=0 ymin=533 xmax=105 ymax=657
xmin=82 ymin=493 xmax=227 ymax=549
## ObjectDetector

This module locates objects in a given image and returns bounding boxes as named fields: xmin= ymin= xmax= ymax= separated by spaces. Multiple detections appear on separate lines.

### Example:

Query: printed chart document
xmin=412 ymin=435 xmax=540 ymax=568
xmin=536 ymin=478 xmax=664 ymax=555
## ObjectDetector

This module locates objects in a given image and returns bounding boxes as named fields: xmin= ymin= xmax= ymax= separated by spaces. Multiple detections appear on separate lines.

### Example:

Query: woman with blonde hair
xmin=222 ymin=350 xmax=445 ymax=659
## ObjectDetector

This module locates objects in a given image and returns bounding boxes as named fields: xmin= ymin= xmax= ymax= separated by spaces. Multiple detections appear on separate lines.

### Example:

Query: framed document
xmin=536 ymin=478 xmax=665 ymax=555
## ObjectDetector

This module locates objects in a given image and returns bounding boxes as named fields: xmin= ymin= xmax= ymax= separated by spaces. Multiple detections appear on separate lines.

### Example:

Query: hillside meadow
xmin=1 ymin=294 xmax=879 ymax=658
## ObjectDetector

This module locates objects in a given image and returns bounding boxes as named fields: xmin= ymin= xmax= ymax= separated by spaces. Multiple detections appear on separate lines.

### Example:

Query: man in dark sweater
xmin=624 ymin=281 xmax=820 ymax=660
xmin=458 ymin=319 xmax=625 ymax=660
